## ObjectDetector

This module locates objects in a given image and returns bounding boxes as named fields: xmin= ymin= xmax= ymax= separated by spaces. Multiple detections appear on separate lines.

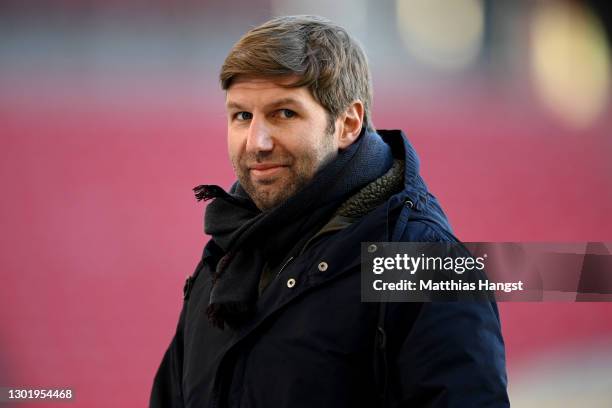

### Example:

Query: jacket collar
xmin=377 ymin=130 xmax=424 ymax=192
xmin=376 ymin=129 xmax=431 ymax=210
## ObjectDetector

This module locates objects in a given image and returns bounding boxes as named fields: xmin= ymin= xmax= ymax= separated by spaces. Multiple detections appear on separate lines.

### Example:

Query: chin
xmin=253 ymin=189 xmax=292 ymax=211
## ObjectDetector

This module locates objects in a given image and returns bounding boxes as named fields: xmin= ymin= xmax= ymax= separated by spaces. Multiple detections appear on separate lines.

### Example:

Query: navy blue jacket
xmin=150 ymin=130 xmax=509 ymax=407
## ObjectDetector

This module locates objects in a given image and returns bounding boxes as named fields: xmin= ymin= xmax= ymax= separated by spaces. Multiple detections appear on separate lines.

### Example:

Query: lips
xmin=249 ymin=163 xmax=288 ymax=178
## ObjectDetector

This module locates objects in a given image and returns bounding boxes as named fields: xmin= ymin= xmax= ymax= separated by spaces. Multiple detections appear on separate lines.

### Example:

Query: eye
xmin=234 ymin=111 xmax=253 ymax=121
xmin=278 ymin=109 xmax=296 ymax=119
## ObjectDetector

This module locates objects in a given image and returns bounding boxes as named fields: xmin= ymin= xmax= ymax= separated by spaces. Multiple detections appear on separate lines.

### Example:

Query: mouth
xmin=249 ymin=163 xmax=288 ymax=179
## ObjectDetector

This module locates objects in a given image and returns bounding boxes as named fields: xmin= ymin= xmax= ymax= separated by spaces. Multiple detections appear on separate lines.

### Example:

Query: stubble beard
xmin=240 ymin=164 xmax=309 ymax=211
xmin=234 ymin=139 xmax=336 ymax=211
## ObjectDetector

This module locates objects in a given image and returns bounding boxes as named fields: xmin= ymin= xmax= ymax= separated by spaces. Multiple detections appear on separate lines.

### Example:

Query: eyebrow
xmin=226 ymin=97 xmax=306 ymax=111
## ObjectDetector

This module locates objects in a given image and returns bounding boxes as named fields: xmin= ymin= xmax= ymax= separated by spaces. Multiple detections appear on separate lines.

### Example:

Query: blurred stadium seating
xmin=1 ymin=1 xmax=611 ymax=406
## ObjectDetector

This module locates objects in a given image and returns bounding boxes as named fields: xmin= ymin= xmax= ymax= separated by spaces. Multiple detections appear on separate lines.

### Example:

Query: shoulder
xmin=383 ymin=187 xmax=457 ymax=243
xmin=400 ymin=219 xmax=456 ymax=242
xmin=392 ymin=205 xmax=459 ymax=243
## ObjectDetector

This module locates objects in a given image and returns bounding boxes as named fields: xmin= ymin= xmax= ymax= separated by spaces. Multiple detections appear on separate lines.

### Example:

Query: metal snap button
xmin=368 ymin=244 xmax=377 ymax=253
xmin=318 ymin=262 xmax=328 ymax=272
xmin=405 ymin=199 xmax=414 ymax=209
xmin=287 ymin=278 xmax=296 ymax=288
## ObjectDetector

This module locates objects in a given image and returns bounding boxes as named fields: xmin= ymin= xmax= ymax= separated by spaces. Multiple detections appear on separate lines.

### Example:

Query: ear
xmin=337 ymin=100 xmax=365 ymax=150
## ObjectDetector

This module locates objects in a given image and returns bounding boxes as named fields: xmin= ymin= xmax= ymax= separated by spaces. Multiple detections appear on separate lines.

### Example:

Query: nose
xmin=245 ymin=115 xmax=274 ymax=154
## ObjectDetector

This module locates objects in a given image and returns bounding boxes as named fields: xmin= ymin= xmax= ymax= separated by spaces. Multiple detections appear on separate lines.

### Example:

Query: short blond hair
xmin=220 ymin=15 xmax=374 ymax=132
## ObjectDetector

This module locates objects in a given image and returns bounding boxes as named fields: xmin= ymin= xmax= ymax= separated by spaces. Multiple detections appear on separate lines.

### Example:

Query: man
xmin=151 ymin=15 xmax=509 ymax=408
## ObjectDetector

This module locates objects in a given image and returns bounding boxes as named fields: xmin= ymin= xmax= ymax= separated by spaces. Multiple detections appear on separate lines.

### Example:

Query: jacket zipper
xmin=298 ymin=225 xmax=348 ymax=257
xmin=211 ymin=255 xmax=295 ymax=408
xmin=275 ymin=256 xmax=295 ymax=279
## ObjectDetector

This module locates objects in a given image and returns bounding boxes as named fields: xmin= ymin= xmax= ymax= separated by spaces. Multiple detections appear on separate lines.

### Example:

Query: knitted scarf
xmin=193 ymin=129 xmax=394 ymax=329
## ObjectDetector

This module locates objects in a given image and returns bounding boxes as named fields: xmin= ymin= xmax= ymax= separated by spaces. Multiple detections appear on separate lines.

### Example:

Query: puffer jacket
xmin=150 ymin=130 xmax=510 ymax=408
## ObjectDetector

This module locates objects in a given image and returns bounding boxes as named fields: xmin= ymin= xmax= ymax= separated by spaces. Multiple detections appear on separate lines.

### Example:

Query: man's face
xmin=226 ymin=76 xmax=339 ymax=211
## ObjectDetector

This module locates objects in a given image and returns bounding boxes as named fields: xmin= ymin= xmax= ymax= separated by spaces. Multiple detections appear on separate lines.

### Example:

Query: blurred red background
xmin=1 ymin=1 xmax=612 ymax=406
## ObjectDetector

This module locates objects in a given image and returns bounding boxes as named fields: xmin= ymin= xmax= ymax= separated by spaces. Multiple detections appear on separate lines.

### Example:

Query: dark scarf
xmin=193 ymin=129 xmax=393 ymax=329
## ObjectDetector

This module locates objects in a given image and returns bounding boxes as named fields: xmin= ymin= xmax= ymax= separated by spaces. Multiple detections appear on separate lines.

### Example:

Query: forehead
xmin=230 ymin=75 xmax=298 ymax=88
xmin=225 ymin=76 xmax=319 ymax=108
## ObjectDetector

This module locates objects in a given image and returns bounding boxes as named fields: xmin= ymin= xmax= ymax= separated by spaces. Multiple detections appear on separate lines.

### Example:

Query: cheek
xmin=227 ymin=130 xmax=244 ymax=164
